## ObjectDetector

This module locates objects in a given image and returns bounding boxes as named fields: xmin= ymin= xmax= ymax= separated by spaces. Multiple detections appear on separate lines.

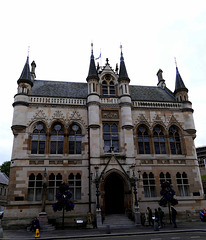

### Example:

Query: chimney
xmin=31 ymin=61 xmax=36 ymax=80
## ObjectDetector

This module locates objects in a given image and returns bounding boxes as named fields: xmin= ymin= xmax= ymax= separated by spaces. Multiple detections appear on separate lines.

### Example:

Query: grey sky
xmin=0 ymin=0 xmax=205 ymax=165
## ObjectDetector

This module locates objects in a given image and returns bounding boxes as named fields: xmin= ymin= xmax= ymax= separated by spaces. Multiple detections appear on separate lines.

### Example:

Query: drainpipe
xmin=88 ymin=126 xmax=91 ymax=212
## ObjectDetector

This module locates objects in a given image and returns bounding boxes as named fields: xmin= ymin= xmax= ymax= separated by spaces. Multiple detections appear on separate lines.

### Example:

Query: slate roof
xmin=175 ymin=67 xmax=187 ymax=92
xmin=30 ymin=80 xmax=176 ymax=102
xmin=0 ymin=173 xmax=9 ymax=185
xmin=130 ymin=85 xmax=176 ymax=102
xmin=18 ymin=57 xmax=32 ymax=85
xmin=31 ymin=80 xmax=88 ymax=98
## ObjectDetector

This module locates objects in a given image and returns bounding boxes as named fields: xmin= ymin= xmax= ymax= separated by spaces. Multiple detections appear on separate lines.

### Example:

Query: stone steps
xmin=103 ymin=214 xmax=135 ymax=228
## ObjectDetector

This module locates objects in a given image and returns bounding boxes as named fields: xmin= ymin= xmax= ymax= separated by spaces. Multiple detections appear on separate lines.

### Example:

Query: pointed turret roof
xmin=86 ymin=43 xmax=99 ymax=81
xmin=17 ymin=56 xmax=33 ymax=86
xmin=174 ymin=67 xmax=188 ymax=93
xmin=119 ymin=46 xmax=130 ymax=82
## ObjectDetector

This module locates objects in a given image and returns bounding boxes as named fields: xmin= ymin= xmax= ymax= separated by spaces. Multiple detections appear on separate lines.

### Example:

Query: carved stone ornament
xmin=102 ymin=110 xmax=119 ymax=119
xmin=52 ymin=110 xmax=65 ymax=120
xmin=33 ymin=110 xmax=47 ymax=120
xmin=69 ymin=110 xmax=86 ymax=127
xmin=28 ymin=110 xmax=48 ymax=125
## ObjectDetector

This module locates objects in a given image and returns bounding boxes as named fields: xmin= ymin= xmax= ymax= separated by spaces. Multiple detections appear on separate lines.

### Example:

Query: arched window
xmin=68 ymin=173 xmax=81 ymax=200
xmin=69 ymin=124 xmax=82 ymax=154
xmin=169 ymin=125 xmax=182 ymax=154
xmin=103 ymin=122 xmax=119 ymax=153
xmin=142 ymin=172 xmax=156 ymax=197
xmin=102 ymin=81 xmax=108 ymax=95
xmin=31 ymin=123 xmax=46 ymax=154
xmin=102 ymin=75 xmax=116 ymax=96
xmin=109 ymin=81 xmax=115 ymax=95
xmin=27 ymin=173 xmax=42 ymax=201
xmin=50 ymin=123 xmax=64 ymax=154
xmin=48 ymin=173 xmax=62 ymax=201
xmin=176 ymin=172 xmax=190 ymax=196
xmin=137 ymin=125 xmax=150 ymax=154
xmin=159 ymin=172 xmax=172 ymax=185
xmin=153 ymin=125 xmax=166 ymax=154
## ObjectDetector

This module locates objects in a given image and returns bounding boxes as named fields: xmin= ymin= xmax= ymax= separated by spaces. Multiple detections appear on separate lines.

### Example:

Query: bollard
xmin=35 ymin=228 xmax=40 ymax=238
xmin=154 ymin=221 xmax=159 ymax=231
xmin=106 ymin=225 xmax=111 ymax=234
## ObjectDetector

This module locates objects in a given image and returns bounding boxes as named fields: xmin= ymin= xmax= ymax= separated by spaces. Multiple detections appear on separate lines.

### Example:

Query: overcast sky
xmin=0 ymin=0 xmax=206 ymax=165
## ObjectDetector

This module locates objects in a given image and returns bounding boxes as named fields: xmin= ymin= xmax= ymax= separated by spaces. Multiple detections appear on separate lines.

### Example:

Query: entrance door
xmin=105 ymin=172 xmax=124 ymax=214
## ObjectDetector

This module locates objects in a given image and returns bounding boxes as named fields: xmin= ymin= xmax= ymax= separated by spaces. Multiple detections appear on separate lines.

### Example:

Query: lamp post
xmin=42 ymin=168 xmax=47 ymax=212
xmin=92 ymin=166 xmax=103 ymax=228
xmin=130 ymin=164 xmax=141 ymax=225
xmin=94 ymin=166 xmax=100 ymax=210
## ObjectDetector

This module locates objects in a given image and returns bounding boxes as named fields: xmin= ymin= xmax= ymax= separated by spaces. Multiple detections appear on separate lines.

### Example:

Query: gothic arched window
xmin=153 ymin=125 xmax=166 ymax=154
xmin=142 ymin=172 xmax=156 ymax=197
xmin=68 ymin=173 xmax=82 ymax=200
xmin=101 ymin=75 xmax=116 ymax=96
xmin=27 ymin=173 xmax=42 ymax=201
xmin=31 ymin=123 xmax=46 ymax=154
xmin=69 ymin=124 xmax=82 ymax=154
xmin=176 ymin=172 xmax=190 ymax=196
xmin=159 ymin=172 xmax=172 ymax=185
xmin=102 ymin=81 xmax=108 ymax=95
xmin=103 ymin=122 xmax=119 ymax=153
xmin=169 ymin=125 xmax=182 ymax=154
xmin=137 ymin=125 xmax=150 ymax=154
xmin=50 ymin=123 xmax=64 ymax=154
xmin=48 ymin=173 xmax=62 ymax=201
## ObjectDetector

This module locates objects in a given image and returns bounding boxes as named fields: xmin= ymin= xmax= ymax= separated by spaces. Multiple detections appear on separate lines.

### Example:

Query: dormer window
xmin=101 ymin=74 xmax=116 ymax=96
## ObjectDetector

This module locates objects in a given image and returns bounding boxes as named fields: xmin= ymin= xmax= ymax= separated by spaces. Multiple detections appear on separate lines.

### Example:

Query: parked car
xmin=200 ymin=209 xmax=206 ymax=221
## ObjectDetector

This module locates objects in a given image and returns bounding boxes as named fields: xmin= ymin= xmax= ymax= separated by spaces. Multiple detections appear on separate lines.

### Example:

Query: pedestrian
xmin=154 ymin=209 xmax=159 ymax=222
xmin=30 ymin=217 xmax=40 ymax=232
xmin=154 ymin=209 xmax=159 ymax=231
xmin=147 ymin=207 xmax=153 ymax=226
xmin=158 ymin=207 xmax=165 ymax=227
xmin=171 ymin=206 xmax=177 ymax=228
xmin=145 ymin=207 xmax=150 ymax=226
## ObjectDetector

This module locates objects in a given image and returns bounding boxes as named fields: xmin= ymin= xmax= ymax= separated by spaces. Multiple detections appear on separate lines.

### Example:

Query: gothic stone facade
xmin=3 ymin=48 xmax=205 ymax=228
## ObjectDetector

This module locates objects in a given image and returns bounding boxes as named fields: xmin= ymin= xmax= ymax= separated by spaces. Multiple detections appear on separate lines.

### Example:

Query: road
xmin=61 ymin=232 xmax=206 ymax=240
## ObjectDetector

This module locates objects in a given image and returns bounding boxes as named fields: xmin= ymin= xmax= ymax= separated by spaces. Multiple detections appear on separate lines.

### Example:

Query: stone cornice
xmin=122 ymin=124 xmax=134 ymax=130
xmin=13 ymin=101 xmax=29 ymax=107
xmin=88 ymin=124 xmax=100 ymax=129
xmin=182 ymin=108 xmax=194 ymax=113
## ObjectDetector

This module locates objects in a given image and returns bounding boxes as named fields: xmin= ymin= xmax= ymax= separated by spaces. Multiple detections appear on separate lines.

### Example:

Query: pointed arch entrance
xmin=104 ymin=171 xmax=125 ymax=214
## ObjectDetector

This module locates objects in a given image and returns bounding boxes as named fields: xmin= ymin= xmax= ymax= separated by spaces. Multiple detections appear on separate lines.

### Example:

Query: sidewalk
xmin=1 ymin=221 xmax=206 ymax=240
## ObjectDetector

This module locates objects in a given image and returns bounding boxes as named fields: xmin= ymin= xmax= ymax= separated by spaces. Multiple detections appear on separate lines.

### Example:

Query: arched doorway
xmin=104 ymin=172 xmax=125 ymax=214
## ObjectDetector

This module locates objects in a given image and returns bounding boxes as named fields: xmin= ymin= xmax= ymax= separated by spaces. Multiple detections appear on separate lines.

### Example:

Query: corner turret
xmin=86 ymin=43 xmax=99 ymax=95
xmin=174 ymin=66 xmax=188 ymax=102
xmin=118 ymin=45 xmax=130 ymax=96
xmin=17 ymin=56 xmax=33 ymax=95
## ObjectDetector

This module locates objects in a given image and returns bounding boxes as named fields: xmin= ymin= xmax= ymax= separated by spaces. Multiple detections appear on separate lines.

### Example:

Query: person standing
xmin=171 ymin=207 xmax=177 ymax=228
xmin=147 ymin=207 xmax=153 ymax=226
xmin=158 ymin=207 xmax=165 ymax=227
xmin=31 ymin=217 xmax=40 ymax=232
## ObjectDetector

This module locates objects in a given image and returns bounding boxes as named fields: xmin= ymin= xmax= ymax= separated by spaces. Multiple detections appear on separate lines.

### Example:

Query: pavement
xmin=1 ymin=221 xmax=206 ymax=240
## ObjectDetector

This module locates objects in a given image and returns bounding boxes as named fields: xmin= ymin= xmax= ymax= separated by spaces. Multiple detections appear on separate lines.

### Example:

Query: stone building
xmin=4 ymin=45 xmax=205 ymax=228
xmin=197 ymin=146 xmax=206 ymax=193
xmin=0 ymin=172 xmax=9 ymax=212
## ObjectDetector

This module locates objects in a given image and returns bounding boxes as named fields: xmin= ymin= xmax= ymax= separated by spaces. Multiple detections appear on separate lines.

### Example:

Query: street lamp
xmin=42 ymin=168 xmax=47 ymax=212
xmin=130 ymin=165 xmax=138 ymax=208
xmin=130 ymin=164 xmax=141 ymax=224
xmin=94 ymin=166 xmax=100 ymax=210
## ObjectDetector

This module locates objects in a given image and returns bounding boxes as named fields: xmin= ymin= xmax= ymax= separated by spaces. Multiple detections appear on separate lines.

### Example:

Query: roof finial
xmin=174 ymin=57 xmax=177 ymax=67
xmin=27 ymin=46 xmax=30 ymax=57
xmin=91 ymin=42 xmax=93 ymax=54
